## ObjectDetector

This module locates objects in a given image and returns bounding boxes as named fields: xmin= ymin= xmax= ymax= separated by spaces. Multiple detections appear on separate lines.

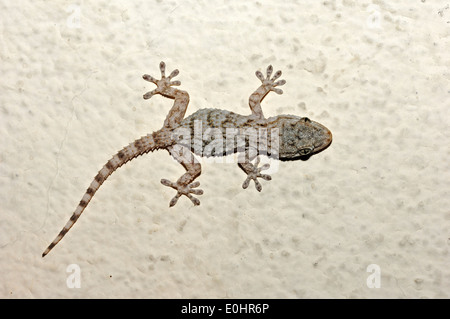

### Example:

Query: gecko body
xmin=178 ymin=108 xmax=331 ymax=159
xmin=42 ymin=62 xmax=332 ymax=257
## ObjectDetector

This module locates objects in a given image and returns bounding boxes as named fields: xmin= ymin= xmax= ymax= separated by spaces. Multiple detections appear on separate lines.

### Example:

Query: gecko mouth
xmin=312 ymin=136 xmax=332 ymax=155
xmin=312 ymin=123 xmax=333 ymax=154
xmin=316 ymin=135 xmax=332 ymax=152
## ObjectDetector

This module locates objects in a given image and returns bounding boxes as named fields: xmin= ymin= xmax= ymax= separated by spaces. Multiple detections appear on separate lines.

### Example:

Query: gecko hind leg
xmin=239 ymin=156 xmax=272 ymax=192
xmin=143 ymin=61 xmax=190 ymax=129
xmin=162 ymin=145 xmax=203 ymax=207
xmin=142 ymin=61 xmax=181 ymax=99
xmin=248 ymin=65 xmax=286 ymax=119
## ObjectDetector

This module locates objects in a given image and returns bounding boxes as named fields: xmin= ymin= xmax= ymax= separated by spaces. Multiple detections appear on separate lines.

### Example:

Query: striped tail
xmin=42 ymin=130 xmax=170 ymax=257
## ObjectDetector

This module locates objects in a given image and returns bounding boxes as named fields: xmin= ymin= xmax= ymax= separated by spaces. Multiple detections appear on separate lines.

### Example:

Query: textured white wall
xmin=1 ymin=0 xmax=448 ymax=298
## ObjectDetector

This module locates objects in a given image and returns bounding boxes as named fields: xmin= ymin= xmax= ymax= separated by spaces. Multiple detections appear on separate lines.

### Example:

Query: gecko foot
xmin=143 ymin=61 xmax=181 ymax=99
xmin=241 ymin=157 xmax=272 ymax=192
xmin=161 ymin=179 xmax=203 ymax=207
xmin=255 ymin=65 xmax=286 ymax=95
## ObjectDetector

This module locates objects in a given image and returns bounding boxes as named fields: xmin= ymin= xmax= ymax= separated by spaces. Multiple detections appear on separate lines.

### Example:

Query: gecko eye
xmin=302 ymin=117 xmax=311 ymax=123
xmin=299 ymin=146 xmax=314 ymax=156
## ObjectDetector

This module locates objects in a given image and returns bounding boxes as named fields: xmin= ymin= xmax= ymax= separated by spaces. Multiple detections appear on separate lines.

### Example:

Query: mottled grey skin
xmin=177 ymin=108 xmax=332 ymax=160
xmin=42 ymin=62 xmax=332 ymax=257
xmin=274 ymin=114 xmax=332 ymax=160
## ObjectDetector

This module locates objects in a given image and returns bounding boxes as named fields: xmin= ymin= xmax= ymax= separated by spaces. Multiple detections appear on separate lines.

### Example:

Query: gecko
xmin=42 ymin=62 xmax=332 ymax=257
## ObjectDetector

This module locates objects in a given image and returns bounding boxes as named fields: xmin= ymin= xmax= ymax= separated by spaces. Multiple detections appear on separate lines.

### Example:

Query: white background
xmin=1 ymin=0 xmax=449 ymax=298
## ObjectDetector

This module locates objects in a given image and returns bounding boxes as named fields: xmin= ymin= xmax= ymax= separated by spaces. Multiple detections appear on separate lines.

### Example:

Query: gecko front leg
xmin=239 ymin=156 xmax=272 ymax=192
xmin=248 ymin=65 xmax=286 ymax=119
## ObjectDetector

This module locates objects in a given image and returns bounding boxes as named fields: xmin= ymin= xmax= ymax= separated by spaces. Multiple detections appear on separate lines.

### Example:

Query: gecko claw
xmin=241 ymin=157 xmax=272 ymax=192
xmin=143 ymin=89 xmax=157 ymax=99
xmin=142 ymin=74 xmax=158 ymax=84
xmin=255 ymin=65 xmax=286 ymax=95
xmin=143 ymin=62 xmax=182 ymax=100
xmin=161 ymin=179 xmax=203 ymax=206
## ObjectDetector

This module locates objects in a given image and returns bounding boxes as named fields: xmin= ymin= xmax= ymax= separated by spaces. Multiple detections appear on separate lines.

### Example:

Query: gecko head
xmin=277 ymin=116 xmax=332 ymax=161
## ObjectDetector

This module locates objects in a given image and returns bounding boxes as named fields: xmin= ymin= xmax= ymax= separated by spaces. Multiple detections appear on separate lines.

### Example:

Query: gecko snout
xmin=314 ymin=124 xmax=333 ymax=153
